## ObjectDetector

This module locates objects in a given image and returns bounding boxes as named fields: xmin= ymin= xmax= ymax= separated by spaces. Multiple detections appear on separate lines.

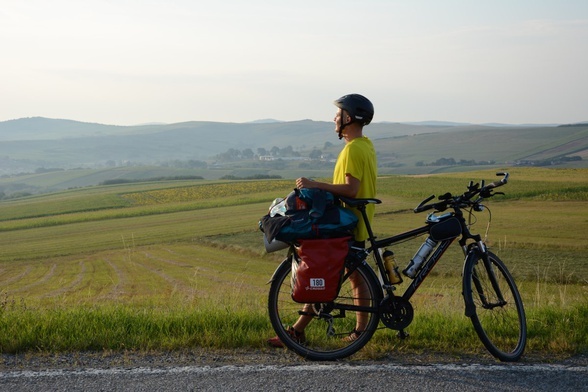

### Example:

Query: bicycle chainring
xmin=380 ymin=296 xmax=414 ymax=330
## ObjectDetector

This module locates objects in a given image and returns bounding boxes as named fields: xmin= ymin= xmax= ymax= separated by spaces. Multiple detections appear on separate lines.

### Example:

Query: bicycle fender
xmin=462 ymin=250 xmax=480 ymax=318
xmin=267 ymin=255 xmax=293 ymax=284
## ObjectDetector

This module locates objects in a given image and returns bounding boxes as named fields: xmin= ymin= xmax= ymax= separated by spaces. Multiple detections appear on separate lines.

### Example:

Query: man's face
xmin=333 ymin=109 xmax=349 ymax=134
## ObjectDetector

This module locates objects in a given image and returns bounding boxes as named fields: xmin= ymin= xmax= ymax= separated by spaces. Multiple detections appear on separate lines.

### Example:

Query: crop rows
xmin=1 ymin=243 xmax=277 ymax=309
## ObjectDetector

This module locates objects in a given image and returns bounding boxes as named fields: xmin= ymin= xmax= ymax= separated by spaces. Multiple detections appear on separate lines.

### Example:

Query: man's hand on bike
xmin=296 ymin=177 xmax=314 ymax=189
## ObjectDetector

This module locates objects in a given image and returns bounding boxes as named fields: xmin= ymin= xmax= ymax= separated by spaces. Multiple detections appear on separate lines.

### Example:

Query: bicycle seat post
xmin=357 ymin=203 xmax=377 ymax=244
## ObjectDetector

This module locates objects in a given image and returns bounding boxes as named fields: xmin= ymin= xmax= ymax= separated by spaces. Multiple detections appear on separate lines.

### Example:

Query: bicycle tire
xmin=268 ymin=256 xmax=382 ymax=361
xmin=463 ymin=250 xmax=527 ymax=362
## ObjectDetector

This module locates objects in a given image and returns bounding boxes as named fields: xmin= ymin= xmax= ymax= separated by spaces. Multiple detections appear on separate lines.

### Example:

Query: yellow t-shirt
xmin=333 ymin=136 xmax=377 ymax=241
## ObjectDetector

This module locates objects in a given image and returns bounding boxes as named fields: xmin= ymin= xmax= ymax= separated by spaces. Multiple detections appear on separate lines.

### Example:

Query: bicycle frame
xmin=347 ymin=199 xmax=492 ymax=305
xmin=366 ymin=221 xmax=456 ymax=301
xmin=280 ymin=172 xmax=512 ymax=325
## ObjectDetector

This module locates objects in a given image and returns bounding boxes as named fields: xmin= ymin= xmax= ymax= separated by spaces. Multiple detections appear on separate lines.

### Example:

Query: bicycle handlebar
xmin=413 ymin=172 xmax=509 ymax=213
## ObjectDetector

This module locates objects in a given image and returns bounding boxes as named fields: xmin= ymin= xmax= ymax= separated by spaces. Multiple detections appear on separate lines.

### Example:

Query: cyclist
xmin=268 ymin=93 xmax=377 ymax=347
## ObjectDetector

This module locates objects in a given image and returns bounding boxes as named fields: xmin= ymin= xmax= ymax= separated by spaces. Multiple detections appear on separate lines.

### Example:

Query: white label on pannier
xmin=309 ymin=278 xmax=326 ymax=290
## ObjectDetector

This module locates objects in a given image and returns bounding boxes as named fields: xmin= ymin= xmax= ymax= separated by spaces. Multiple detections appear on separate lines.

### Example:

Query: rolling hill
xmin=0 ymin=117 xmax=457 ymax=172
xmin=0 ymin=117 xmax=587 ymax=196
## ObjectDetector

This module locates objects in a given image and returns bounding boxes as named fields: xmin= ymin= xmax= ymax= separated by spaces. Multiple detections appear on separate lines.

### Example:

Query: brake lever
xmin=480 ymin=189 xmax=492 ymax=198
xmin=480 ymin=189 xmax=505 ymax=198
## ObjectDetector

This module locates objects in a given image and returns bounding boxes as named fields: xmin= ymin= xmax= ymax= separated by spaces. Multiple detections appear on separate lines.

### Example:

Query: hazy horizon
xmin=2 ymin=1 xmax=587 ymax=126
xmin=0 ymin=116 xmax=581 ymax=128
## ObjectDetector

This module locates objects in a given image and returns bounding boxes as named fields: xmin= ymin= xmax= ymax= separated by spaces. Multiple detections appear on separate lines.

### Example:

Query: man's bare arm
xmin=296 ymin=175 xmax=360 ymax=198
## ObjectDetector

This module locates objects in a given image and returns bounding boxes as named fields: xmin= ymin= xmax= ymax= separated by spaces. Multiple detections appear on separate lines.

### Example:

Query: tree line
xmin=214 ymin=142 xmax=334 ymax=162
xmin=416 ymin=157 xmax=497 ymax=167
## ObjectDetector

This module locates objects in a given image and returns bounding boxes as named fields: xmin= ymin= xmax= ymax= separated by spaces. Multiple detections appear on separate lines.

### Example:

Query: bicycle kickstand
xmin=323 ymin=314 xmax=335 ymax=337
xmin=397 ymin=329 xmax=409 ymax=339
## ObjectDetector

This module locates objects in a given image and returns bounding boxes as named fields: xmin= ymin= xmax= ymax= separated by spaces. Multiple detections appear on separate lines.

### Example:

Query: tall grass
xmin=0 ymin=303 xmax=270 ymax=353
xmin=1 ymin=284 xmax=585 ymax=358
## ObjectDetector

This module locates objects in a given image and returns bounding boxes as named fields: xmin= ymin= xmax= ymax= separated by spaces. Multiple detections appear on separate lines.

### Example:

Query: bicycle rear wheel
xmin=268 ymin=256 xmax=382 ymax=361
xmin=463 ymin=250 xmax=527 ymax=362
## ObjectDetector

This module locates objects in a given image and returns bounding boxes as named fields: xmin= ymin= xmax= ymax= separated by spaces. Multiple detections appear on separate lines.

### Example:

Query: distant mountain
xmin=0 ymin=117 xmax=455 ymax=175
xmin=0 ymin=117 xmax=450 ymax=144
xmin=400 ymin=120 xmax=473 ymax=127
xmin=246 ymin=119 xmax=283 ymax=124
xmin=1 ymin=117 xmax=586 ymax=177
xmin=0 ymin=117 xmax=565 ymax=143
xmin=0 ymin=117 xmax=125 ymax=141
xmin=481 ymin=122 xmax=561 ymax=127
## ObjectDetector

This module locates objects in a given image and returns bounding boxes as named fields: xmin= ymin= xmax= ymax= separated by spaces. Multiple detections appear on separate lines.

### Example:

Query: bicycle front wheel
xmin=268 ymin=257 xmax=382 ymax=361
xmin=463 ymin=250 xmax=527 ymax=362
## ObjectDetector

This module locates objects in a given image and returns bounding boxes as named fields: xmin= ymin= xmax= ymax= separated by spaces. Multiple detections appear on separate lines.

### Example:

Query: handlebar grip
xmin=414 ymin=204 xmax=435 ymax=213
xmin=487 ymin=172 xmax=509 ymax=189
xmin=414 ymin=195 xmax=435 ymax=213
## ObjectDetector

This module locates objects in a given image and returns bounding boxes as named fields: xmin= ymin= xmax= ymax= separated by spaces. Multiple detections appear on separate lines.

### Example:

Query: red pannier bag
xmin=291 ymin=236 xmax=352 ymax=303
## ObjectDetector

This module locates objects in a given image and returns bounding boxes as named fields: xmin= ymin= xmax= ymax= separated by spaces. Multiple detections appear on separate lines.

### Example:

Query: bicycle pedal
xmin=397 ymin=330 xmax=409 ymax=339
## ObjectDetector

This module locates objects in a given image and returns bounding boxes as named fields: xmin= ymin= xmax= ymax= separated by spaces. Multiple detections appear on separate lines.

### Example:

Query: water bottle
xmin=403 ymin=237 xmax=437 ymax=278
xmin=383 ymin=249 xmax=403 ymax=285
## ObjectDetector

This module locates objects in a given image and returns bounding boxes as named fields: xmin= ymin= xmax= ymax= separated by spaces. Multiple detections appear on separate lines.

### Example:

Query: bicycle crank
xmin=380 ymin=296 xmax=414 ymax=330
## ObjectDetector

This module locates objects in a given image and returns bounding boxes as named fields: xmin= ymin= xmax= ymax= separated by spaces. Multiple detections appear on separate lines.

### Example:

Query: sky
xmin=1 ymin=0 xmax=587 ymax=126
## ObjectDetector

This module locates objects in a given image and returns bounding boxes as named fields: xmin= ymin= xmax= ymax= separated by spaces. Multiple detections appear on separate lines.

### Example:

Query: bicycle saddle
xmin=338 ymin=196 xmax=382 ymax=207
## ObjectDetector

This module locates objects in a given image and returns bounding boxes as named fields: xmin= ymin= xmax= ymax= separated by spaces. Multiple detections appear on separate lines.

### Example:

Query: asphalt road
xmin=1 ymin=351 xmax=586 ymax=391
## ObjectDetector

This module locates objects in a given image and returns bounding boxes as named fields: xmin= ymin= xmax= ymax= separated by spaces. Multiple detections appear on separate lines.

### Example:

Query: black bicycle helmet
xmin=333 ymin=94 xmax=374 ymax=126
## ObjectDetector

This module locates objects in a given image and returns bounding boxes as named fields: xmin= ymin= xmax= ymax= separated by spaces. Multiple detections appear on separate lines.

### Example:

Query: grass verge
xmin=1 ymin=301 xmax=585 ymax=360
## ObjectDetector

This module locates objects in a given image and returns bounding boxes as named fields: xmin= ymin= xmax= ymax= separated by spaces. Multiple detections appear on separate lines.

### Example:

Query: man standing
xmin=268 ymin=94 xmax=377 ymax=346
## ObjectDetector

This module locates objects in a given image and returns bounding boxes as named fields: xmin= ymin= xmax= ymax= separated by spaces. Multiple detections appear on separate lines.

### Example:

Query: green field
xmin=0 ymin=167 xmax=586 ymax=359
